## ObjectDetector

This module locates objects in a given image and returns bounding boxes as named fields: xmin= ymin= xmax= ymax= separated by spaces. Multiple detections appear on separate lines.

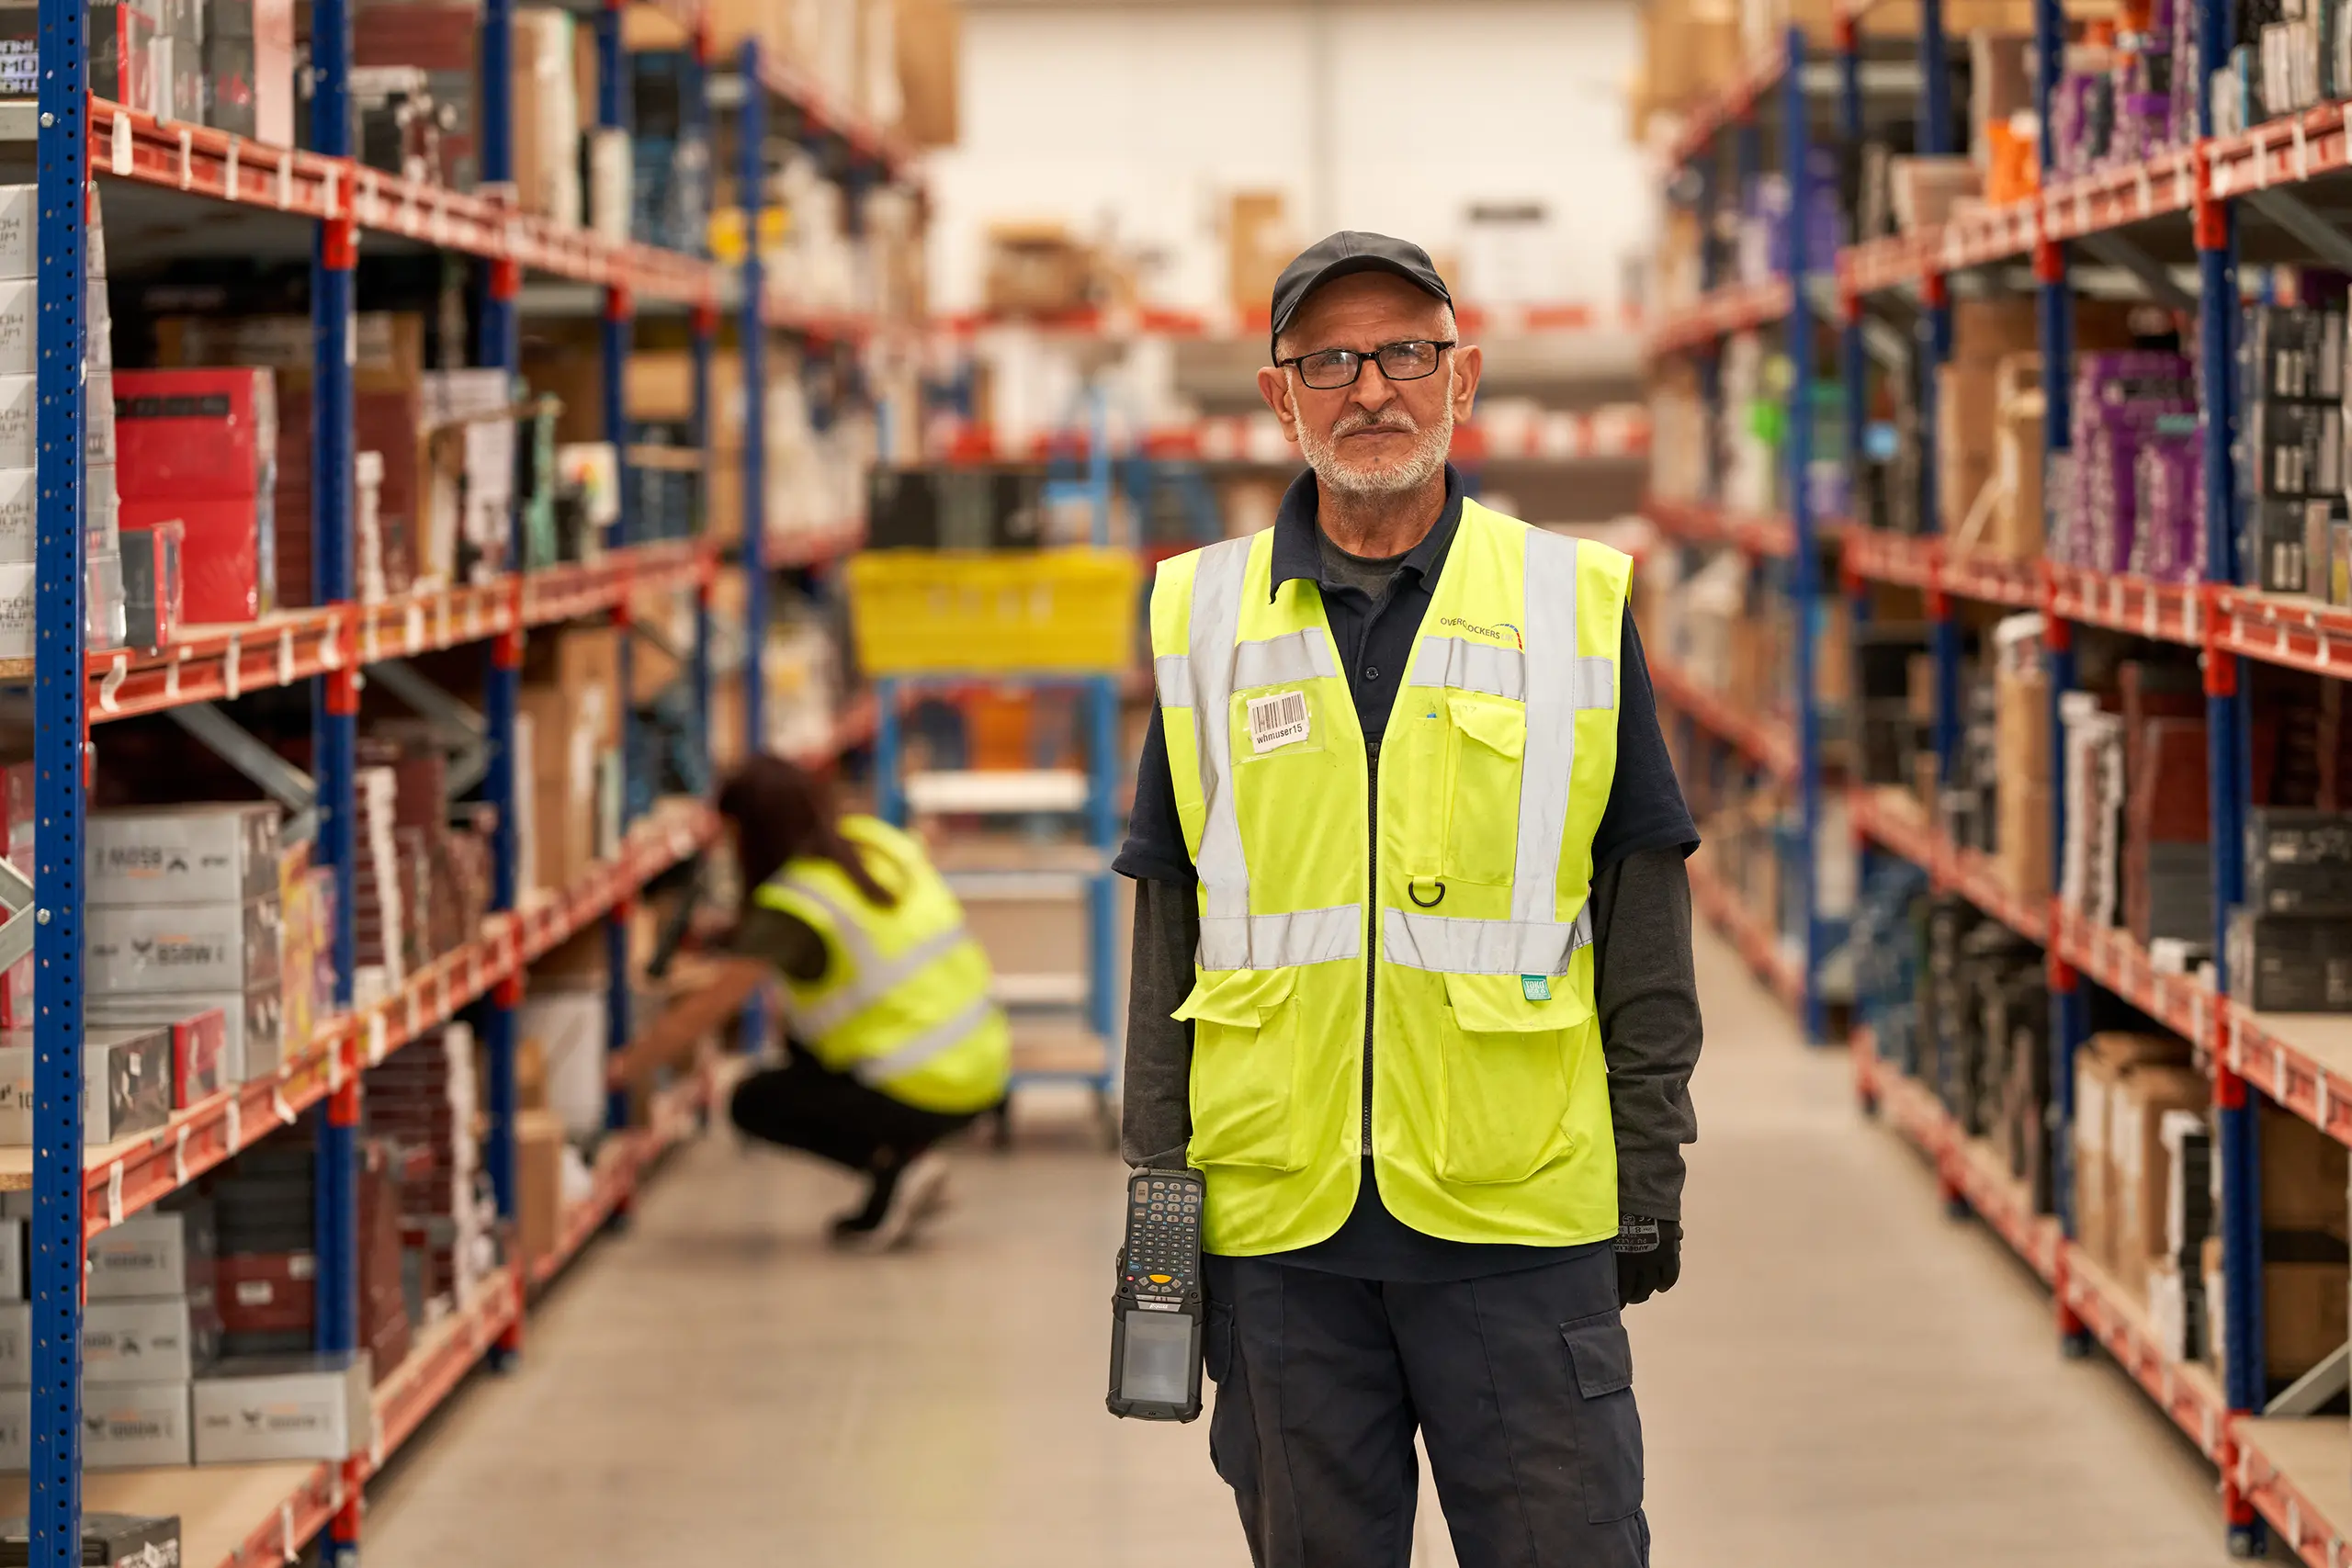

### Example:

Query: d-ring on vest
xmin=1150 ymin=501 xmax=1630 ymax=1255
xmin=754 ymin=817 xmax=1012 ymax=1117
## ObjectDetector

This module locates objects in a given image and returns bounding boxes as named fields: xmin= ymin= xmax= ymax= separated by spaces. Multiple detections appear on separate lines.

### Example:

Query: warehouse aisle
xmin=365 ymin=930 xmax=2229 ymax=1568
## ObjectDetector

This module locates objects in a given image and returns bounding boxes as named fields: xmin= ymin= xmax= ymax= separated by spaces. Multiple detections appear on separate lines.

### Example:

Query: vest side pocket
xmin=1176 ymin=967 xmax=1306 ymax=1173
xmin=1435 ymin=970 xmax=1584 ymax=1185
xmin=1443 ymin=693 xmax=1524 ymax=887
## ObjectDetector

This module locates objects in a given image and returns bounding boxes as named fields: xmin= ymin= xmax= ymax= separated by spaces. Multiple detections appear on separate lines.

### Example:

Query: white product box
xmin=91 ymin=982 xmax=285 ymax=1083
xmin=0 ymin=375 xmax=29 ymax=469
xmin=0 ymin=186 xmax=32 ymax=279
xmin=85 ymin=368 xmax=114 ymax=466
xmin=0 ymin=280 xmax=28 ymax=377
xmin=87 ymin=461 xmax=118 ymax=551
xmin=87 ymin=895 xmax=282 ymax=994
xmin=193 ymin=1352 xmax=372 ymax=1464
xmin=0 ymin=1300 xmax=27 ymax=1382
xmin=89 ymin=803 xmax=282 ymax=908
xmin=0 ymin=562 xmax=28 ymax=661
xmin=87 ymin=547 xmax=124 ymax=653
xmin=82 ymin=1382 xmax=191 ymax=1468
xmin=88 ymin=1209 xmax=213 ymax=1303
xmin=85 ymin=1296 xmax=213 ymax=1385
xmin=0 ymin=1382 xmax=22 ymax=1471
xmin=0 ymin=1216 xmax=21 ymax=1302
xmin=0 ymin=1027 xmax=174 ymax=1145
xmin=0 ymin=468 xmax=28 ymax=562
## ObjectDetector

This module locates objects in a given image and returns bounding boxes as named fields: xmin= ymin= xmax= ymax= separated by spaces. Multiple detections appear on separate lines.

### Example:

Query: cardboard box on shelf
xmin=894 ymin=0 xmax=958 ymax=146
xmin=2264 ymin=1259 xmax=2349 ymax=1384
xmin=87 ymin=895 xmax=282 ymax=995
xmin=1991 ymin=355 xmax=2045 ymax=561
xmin=512 ymin=7 xmax=582 ymax=227
xmin=192 ymin=1352 xmax=372 ymax=1463
xmin=2073 ymin=1032 xmax=2195 ymax=1273
xmin=89 ymin=982 xmax=282 ymax=1086
xmin=2260 ymin=1100 xmax=2350 ymax=1236
xmin=87 ymin=802 xmax=281 ymax=908
xmin=2109 ymin=1065 xmax=2208 ymax=1301
xmin=0 ymin=1028 xmax=172 ymax=1145
xmin=984 ymin=223 xmax=1094 ymax=318
xmin=1227 ymin=191 xmax=1293 ymax=321
xmin=87 ymin=1208 xmax=215 ymax=1302
xmin=85 ymin=1296 xmax=216 ymax=1386
xmin=516 ymin=1108 xmax=564 ymax=1267
xmin=80 ymin=1382 xmax=192 ymax=1469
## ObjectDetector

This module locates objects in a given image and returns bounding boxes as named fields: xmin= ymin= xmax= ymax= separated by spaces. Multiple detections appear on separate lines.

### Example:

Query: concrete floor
xmin=364 ymin=928 xmax=2235 ymax=1566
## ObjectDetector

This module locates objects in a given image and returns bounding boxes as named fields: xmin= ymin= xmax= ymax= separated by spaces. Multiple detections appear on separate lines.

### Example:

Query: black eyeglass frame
xmin=1275 ymin=339 xmax=1458 ymax=391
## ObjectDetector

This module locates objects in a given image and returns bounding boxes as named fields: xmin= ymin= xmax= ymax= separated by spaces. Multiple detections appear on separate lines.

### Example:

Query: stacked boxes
xmin=2238 ymin=301 xmax=2350 ymax=596
xmin=85 ymin=803 xmax=287 ymax=1082
xmin=2057 ymin=353 xmax=2197 ymax=574
xmin=520 ymin=626 xmax=623 ymax=895
xmin=2072 ymin=1032 xmax=2196 ymax=1288
xmin=353 ymin=766 xmax=408 ymax=1005
xmin=366 ymin=1024 xmax=493 ymax=1313
xmin=0 ymin=183 xmax=123 ymax=657
xmin=0 ymin=1208 xmax=221 ymax=1470
xmin=1991 ymin=615 xmax=2050 ymax=905
xmin=208 ymin=1137 xmax=314 ymax=1358
xmin=113 ymin=368 xmax=277 ymax=625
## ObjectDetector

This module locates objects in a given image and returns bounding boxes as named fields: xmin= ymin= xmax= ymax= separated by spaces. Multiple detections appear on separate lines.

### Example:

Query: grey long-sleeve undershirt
xmin=1121 ymin=845 xmax=1703 ymax=1222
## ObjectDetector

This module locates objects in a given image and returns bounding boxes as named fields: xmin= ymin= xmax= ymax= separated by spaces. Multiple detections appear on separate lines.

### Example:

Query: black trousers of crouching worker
xmin=1202 ymin=1247 xmax=1650 ymax=1568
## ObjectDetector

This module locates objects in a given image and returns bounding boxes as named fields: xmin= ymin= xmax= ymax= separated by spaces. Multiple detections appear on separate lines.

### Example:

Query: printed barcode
xmin=1247 ymin=691 xmax=1311 ymax=753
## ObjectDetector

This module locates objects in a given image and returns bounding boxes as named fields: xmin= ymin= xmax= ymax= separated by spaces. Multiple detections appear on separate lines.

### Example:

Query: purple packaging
xmin=2131 ymin=434 xmax=2203 ymax=582
xmin=2068 ymin=353 xmax=2197 ymax=571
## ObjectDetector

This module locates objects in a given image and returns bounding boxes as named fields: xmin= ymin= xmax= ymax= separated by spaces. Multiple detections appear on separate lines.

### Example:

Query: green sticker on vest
xmin=1521 ymin=975 xmax=1551 ymax=1001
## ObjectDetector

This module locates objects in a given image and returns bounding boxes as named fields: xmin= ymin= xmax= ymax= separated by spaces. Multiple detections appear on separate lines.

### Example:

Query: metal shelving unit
xmin=11 ymin=0 xmax=905 ymax=1557
xmin=1654 ymin=0 xmax=2352 ymax=1554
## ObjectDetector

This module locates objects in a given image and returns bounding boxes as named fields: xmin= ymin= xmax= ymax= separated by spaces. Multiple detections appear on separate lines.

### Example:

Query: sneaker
xmin=831 ymin=1151 xmax=952 ymax=1254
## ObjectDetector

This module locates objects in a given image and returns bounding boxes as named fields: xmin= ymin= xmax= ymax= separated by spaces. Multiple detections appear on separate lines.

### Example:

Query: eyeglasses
xmin=1278 ymin=339 xmax=1456 ymax=391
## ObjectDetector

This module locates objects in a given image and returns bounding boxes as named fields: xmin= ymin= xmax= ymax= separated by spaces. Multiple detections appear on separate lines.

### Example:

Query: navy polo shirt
xmin=1116 ymin=466 xmax=1699 ymax=1279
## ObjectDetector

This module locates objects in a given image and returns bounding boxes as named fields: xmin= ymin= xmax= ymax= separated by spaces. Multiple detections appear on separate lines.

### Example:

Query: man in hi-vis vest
xmin=1114 ymin=233 xmax=1704 ymax=1565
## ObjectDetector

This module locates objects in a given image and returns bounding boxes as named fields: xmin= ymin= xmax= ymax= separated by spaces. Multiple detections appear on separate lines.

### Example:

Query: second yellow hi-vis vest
xmin=755 ymin=816 xmax=1012 ymax=1116
xmin=1151 ymin=500 xmax=1630 ymax=1255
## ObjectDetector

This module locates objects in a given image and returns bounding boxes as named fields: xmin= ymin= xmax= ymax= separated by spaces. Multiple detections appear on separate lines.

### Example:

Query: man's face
xmin=1256 ymin=273 xmax=1482 ymax=498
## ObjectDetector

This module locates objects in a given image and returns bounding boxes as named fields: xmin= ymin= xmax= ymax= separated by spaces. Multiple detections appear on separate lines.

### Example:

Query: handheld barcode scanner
xmin=1106 ymin=1168 xmax=1207 ymax=1422
xmin=641 ymin=853 xmax=707 ymax=981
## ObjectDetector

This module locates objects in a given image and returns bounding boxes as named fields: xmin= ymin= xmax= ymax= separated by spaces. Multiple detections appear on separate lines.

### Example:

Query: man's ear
xmin=1449 ymin=344 xmax=1484 ymax=423
xmin=1257 ymin=365 xmax=1299 ymax=440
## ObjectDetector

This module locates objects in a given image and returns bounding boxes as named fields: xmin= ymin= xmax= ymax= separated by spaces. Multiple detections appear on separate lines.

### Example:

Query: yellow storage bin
xmin=846 ymin=549 xmax=1144 ymax=676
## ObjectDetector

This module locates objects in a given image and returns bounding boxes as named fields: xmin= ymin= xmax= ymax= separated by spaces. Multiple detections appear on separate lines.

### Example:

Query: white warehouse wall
xmin=923 ymin=0 xmax=1651 ymax=318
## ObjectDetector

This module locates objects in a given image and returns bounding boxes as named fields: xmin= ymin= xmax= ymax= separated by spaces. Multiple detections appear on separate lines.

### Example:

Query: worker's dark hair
xmin=716 ymin=755 xmax=899 ymax=910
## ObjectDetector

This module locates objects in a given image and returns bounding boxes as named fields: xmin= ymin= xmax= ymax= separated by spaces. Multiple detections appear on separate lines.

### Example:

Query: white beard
xmin=1295 ymin=375 xmax=1455 ymax=496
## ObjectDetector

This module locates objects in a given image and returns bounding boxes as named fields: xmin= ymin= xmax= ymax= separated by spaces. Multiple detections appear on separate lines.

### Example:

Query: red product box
xmin=112 ymin=369 xmax=278 ymax=501
xmin=166 ymin=1007 xmax=229 ymax=1106
xmin=119 ymin=494 xmax=271 ymax=626
xmin=215 ymin=1251 xmax=316 ymax=1334
xmin=0 ymin=761 xmax=28 ymax=1030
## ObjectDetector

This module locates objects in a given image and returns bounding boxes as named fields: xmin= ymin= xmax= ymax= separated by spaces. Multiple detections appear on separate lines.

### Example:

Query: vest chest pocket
xmin=1442 ymin=694 xmax=1524 ymax=886
xmin=1436 ymin=970 xmax=1586 ymax=1186
xmin=1176 ymin=967 xmax=1306 ymax=1173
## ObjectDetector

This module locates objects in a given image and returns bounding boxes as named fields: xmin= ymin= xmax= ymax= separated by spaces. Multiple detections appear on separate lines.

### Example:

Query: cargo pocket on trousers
xmin=1560 ymin=1310 xmax=1644 ymax=1523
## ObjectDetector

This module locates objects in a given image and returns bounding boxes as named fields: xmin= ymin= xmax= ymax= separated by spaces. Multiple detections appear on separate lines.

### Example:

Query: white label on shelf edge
xmin=2277 ymin=1044 xmax=2289 ymax=1095
xmin=2135 ymin=163 xmax=2152 ymax=214
xmin=279 ymin=1501 xmax=296 ymax=1563
xmin=277 ymin=627 xmax=294 ymax=686
xmin=321 ymin=614 xmax=343 ymax=670
xmin=172 ymin=1123 xmax=187 ymax=1186
xmin=109 ymin=115 xmax=130 ymax=176
xmin=176 ymin=127 xmax=192 ymax=190
xmin=222 ymin=139 xmax=238 ymax=202
xmin=223 ymin=634 xmax=242 ymax=700
xmin=368 ymin=1012 xmax=387 ymax=1066
xmin=276 ymin=153 xmax=292 ymax=210
xmin=405 ymin=602 xmax=425 ymax=651
xmin=224 ymin=1096 xmax=240 ymax=1151
xmin=272 ymin=1087 xmax=294 ymax=1125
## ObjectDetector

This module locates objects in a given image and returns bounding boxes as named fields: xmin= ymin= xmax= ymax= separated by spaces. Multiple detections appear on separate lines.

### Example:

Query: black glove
xmin=1614 ymin=1215 xmax=1681 ymax=1306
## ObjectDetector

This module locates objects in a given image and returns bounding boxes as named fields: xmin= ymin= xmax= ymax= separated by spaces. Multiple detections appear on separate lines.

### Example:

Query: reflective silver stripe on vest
xmin=1573 ymin=655 xmax=1615 ymax=710
xmin=775 ymin=875 xmax=973 ymax=1037
xmin=1512 ymin=531 xmax=1584 ymax=930
xmin=852 ymin=994 xmax=998 ymax=1088
xmin=1408 ymin=635 xmax=1524 ymax=700
xmin=801 ymin=923 xmax=973 ymax=1036
xmin=1381 ymin=901 xmax=1594 ymax=976
xmin=1154 ymin=654 xmax=1194 ymax=709
xmin=1234 ymin=627 xmax=1339 ymax=691
xmin=1187 ymin=538 xmax=1255 ymax=931
xmin=1197 ymin=904 xmax=1362 ymax=971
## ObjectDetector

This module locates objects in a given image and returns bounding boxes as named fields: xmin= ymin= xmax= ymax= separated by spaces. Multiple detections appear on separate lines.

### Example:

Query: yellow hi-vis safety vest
xmin=1150 ymin=499 xmax=1630 ymax=1255
xmin=754 ymin=816 xmax=1012 ymax=1116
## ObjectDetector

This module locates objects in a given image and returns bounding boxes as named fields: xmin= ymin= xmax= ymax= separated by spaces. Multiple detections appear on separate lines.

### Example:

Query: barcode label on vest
xmin=1247 ymin=691 xmax=1311 ymax=753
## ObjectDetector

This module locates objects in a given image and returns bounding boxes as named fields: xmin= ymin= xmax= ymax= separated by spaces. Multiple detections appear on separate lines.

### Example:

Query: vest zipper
xmin=1363 ymin=738 xmax=1380 ymax=1158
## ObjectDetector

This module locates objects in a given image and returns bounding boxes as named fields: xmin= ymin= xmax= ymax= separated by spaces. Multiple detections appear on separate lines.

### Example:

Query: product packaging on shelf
xmin=88 ymin=802 xmax=282 ymax=908
xmin=84 ymin=1295 xmax=218 ymax=1386
xmin=86 ymin=895 xmax=283 ymax=995
xmin=0 ymin=1026 xmax=172 ymax=1145
xmin=78 ymin=1382 xmax=193 ymax=1469
xmin=2245 ymin=807 xmax=2352 ymax=915
xmin=112 ymin=367 xmax=277 ymax=625
xmin=90 ymin=981 xmax=282 ymax=1086
xmin=86 ymin=1207 xmax=215 ymax=1302
xmin=2229 ymin=910 xmax=2352 ymax=1011
xmin=192 ymin=1351 xmax=372 ymax=1463
xmin=0 ymin=1513 xmax=182 ymax=1562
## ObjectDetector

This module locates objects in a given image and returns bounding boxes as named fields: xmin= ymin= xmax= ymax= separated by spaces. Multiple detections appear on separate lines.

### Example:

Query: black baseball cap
xmin=1269 ymin=231 xmax=1453 ymax=359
